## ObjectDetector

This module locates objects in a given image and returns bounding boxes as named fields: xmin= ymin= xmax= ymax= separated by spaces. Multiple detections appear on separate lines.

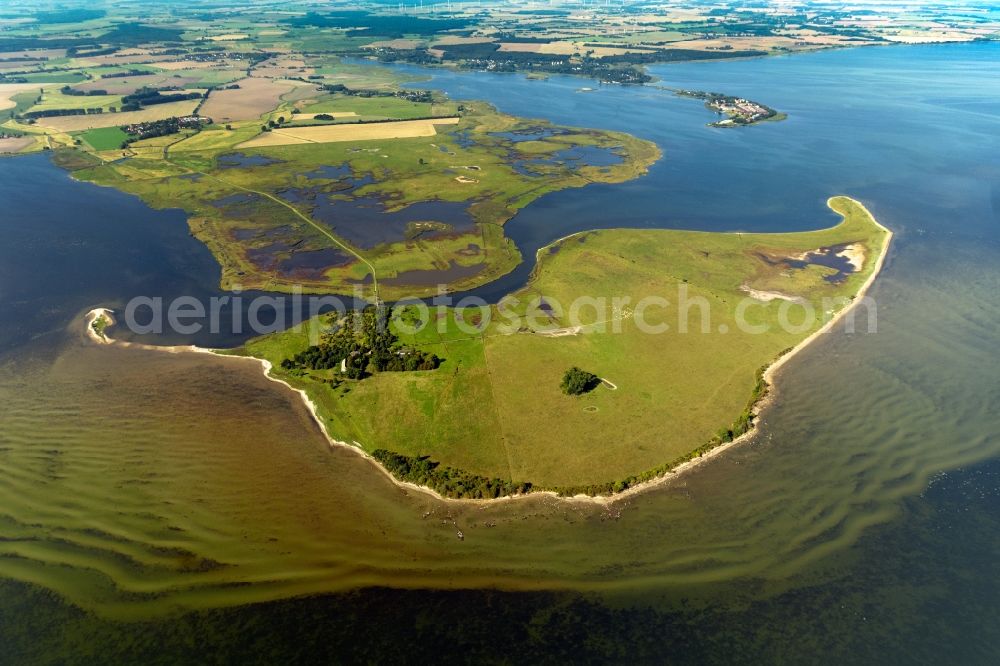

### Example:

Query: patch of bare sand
xmin=740 ymin=285 xmax=805 ymax=303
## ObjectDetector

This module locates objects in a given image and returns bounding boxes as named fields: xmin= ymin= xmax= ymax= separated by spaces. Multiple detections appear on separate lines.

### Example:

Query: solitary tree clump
xmin=561 ymin=367 xmax=600 ymax=396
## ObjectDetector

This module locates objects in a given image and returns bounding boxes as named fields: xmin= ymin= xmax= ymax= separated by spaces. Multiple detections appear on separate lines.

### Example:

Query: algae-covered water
xmin=1 ymin=43 xmax=999 ymax=662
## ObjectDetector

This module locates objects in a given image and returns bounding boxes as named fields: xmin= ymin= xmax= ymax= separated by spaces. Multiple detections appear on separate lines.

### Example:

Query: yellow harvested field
xmin=0 ymin=136 xmax=35 ymax=153
xmin=238 ymin=117 xmax=461 ymax=147
xmin=35 ymin=99 xmax=201 ymax=131
xmin=208 ymin=33 xmax=249 ymax=41
xmin=200 ymin=77 xmax=302 ymax=122
xmin=0 ymin=83 xmax=39 ymax=111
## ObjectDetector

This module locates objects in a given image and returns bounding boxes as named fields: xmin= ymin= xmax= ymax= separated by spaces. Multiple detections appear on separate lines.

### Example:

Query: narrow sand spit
xmin=81 ymin=199 xmax=892 ymax=505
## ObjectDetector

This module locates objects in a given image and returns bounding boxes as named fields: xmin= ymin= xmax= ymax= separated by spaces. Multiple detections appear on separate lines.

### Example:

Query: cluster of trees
xmin=120 ymin=87 xmax=202 ymax=112
xmin=100 ymin=69 xmax=149 ymax=79
xmin=373 ymin=450 xmax=532 ymax=500
xmin=561 ymin=367 xmax=600 ymax=395
xmin=23 ymin=107 xmax=106 ymax=118
xmin=68 ymin=46 xmax=119 ymax=58
xmin=279 ymin=307 xmax=441 ymax=380
xmin=60 ymin=85 xmax=109 ymax=97
xmin=367 ymin=307 xmax=441 ymax=373
xmin=369 ymin=48 xmax=438 ymax=66
xmin=321 ymin=83 xmax=434 ymax=103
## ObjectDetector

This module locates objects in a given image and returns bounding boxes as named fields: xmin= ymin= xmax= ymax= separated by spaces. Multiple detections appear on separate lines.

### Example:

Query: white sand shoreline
xmin=82 ymin=197 xmax=893 ymax=506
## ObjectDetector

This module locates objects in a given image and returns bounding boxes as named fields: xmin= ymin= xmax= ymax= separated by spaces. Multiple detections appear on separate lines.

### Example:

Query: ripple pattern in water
xmin=1 ymin=232 xmax=998 ymax=619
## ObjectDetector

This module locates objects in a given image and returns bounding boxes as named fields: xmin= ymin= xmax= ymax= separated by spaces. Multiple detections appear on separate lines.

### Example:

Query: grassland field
xmin=78 ymin=126 xmax=128 ymax=150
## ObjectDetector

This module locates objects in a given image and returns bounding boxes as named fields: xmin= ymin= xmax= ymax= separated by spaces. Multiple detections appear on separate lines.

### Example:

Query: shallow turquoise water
xmin=1 ymin=43 xmax=999 ymax=662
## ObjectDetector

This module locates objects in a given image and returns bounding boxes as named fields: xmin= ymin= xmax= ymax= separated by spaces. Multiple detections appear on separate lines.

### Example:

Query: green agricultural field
xmin=239 ymin=197 xmax=891 ymax=498
xmin=8 ymin=71 xmax=87 ymax=84
xmin=28 ymin=88 xmax=122 ymax=113
xmin=297 ymin=94 xmax=458 ymax=121
xmin=78 ymin=126 xmax=128 ymax=150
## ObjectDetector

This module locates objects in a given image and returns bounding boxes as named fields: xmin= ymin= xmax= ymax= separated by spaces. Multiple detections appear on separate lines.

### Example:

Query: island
xmin=675 ymin=90 xmax=787 ymax=127
xmin=209 ymin=196 xmax=890 ymax=500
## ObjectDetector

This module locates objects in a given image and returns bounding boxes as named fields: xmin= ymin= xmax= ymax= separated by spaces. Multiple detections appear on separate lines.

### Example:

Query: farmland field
xmin=199 ymin=77 xmax=310 ymax=122
xmin=35 ymin=99 xmax=201 ymax=131
xmin=0 ymin=83 xmax=40 ymax=111
xmin=28 ymin=88 xmax=122 ymax=113
xmin=79 ymin=126 xmax=129 ymax=151
xmin=0 ymin=136 xmax=34 ymax=153
xmin=238 ymin=117 xmax=461 ymax=147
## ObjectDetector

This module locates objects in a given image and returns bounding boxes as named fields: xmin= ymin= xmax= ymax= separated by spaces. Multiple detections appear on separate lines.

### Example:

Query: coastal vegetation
xmin=90 ymin=313 xmax=109 ymax=340
xmin=238 ymin=197 xmax=891 ymax=498
xmin=279 ymin=307 xmax=441 ymax=380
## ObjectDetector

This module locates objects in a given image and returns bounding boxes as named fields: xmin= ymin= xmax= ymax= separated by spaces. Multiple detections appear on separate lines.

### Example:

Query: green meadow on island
xmin=235 ymin=196 xmax=889 ymax=498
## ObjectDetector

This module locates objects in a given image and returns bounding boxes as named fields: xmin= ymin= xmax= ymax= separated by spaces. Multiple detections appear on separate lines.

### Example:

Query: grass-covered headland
xmin=236 ymin=197 xmax=891 ymax=499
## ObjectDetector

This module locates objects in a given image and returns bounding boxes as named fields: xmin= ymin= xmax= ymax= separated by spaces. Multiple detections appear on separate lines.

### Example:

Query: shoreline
xmin=81 ymin=197 xmax=893 ymax=506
